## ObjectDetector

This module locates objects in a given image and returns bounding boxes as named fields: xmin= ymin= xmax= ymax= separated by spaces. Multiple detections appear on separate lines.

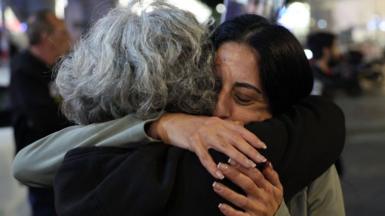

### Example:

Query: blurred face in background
xmin=213 ymin=42 xmax=272 ymax=124
xmin=46 ymin=13 xmax=71 ymax=60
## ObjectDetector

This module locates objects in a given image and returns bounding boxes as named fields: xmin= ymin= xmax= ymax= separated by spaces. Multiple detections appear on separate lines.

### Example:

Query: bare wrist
xmin=147 ymin=114 xmax=171 ymax=143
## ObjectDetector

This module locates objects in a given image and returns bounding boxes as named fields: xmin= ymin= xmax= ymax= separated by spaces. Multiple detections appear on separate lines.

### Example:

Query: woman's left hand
xmin=213 ymin=160 xmax=283 ymax=216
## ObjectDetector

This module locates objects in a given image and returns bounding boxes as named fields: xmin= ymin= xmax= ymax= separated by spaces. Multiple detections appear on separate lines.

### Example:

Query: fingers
xmin=215 ymin=161 xmax=283 ymax=216
xmin=224 ymin=121 xmax=267 ymax=149
xmin=208 ymin=135 xmax=257 ymax=169
xmin=192 ymin=136 xmax=224 ymax=179
xmin=222 ymin=132 xmax=267 ymax=164
xmin=262 ymin=163 xmax=283 ymax=191
xmin=213 ymin=182 xmax=250 ymax=209
xmin=218 ymin=203 xmax=248 ymax=216
xmin=228 ymin=159 xmax=270 ymax=190
xmin=182 ymin=116 xmax=269 ymax=181
xmin=233 ymin=121 xmax=243 ymax=126
xmin=230 ymin=159 xmax=283 ymax=193
xmin=217 ymin=163 xmax=263 ymax=197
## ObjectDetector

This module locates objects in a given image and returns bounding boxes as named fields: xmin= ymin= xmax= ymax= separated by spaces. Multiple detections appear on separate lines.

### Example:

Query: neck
xmin=29 ymin=46 xmax=56 ymax=66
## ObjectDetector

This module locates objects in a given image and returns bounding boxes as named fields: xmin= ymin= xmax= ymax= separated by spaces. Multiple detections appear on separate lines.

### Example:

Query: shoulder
xmin=288 ymin=166 xmax=345 ymax=216
xmin=308 ymin=165 xmax=345 ymax=215
xmin=300 ymin=96 xmax=344 ymax=118
xmin=11 ymin=50 xmax=48 ymax=74
xmin=306 ymin=165 xmax=342 ymax=202
xmin=298 ymin=96 xmax=346 ymax=145
xmin=11 ymin=50 xmax=31 ymax=67
xmin=309 ymin=165 xmax=340 ymax=188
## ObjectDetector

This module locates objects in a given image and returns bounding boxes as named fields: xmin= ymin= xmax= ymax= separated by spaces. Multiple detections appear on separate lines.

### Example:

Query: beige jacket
xmin=276 ymin=165 xmax=345 ymax=216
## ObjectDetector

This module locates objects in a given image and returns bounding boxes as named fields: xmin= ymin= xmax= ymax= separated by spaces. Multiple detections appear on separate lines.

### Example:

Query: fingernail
xmin=258 ymin=155 xmax=267 ymax=162
xmin=261 ymin=142 xmax=267 ymax=149
xmin=212 ymin=182 xmax=222 ymax=191
xmin=218 ymin=203 xmax=227 ymax=211
xmin=216 ymin=170 xmax=224 ymax=179
xmin=268 ymin=161 xmax=273 ymax=168
xmin=228 ymin=158 xmax=236 ymax=165
xmin=246 ymin=160 xmax=256 ymax=168
xmin=217 ymin=162 xmax=229 ymax=170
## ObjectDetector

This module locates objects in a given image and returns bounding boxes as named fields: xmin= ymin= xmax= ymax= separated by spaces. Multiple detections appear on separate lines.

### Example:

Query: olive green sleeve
xmin=307 ymin=165 xmax=346 ymax=216
xmin=13 ymin=114 xmax=158 ymax=188
xmin=275 ymin=201 xmax=291 ymax=216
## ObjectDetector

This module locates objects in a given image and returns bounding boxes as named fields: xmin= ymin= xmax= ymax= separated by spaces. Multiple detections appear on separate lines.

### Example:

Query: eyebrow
xmin=233 ymin=82 xmax=263 ymax=95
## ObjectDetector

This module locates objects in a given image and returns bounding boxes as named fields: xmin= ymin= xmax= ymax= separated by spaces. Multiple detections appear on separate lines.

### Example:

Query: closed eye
xmin=234 ymin=94 xmax=254 ymax=105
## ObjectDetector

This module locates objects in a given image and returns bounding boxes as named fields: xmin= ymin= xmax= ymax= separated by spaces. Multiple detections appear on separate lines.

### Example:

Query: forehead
xmin=215 ymin=42 xmax=260 ymax=82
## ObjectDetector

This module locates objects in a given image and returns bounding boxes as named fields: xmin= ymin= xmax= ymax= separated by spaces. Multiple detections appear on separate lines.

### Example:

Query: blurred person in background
xmin=336 ymin=50 xmax=364 ymax=96
xmin=307 ymin=32 xmax=343 ymax=98
xmin=9 ymin=10 xmax=72 ymax=216
xmin=307 ymin=32 xmax=348 ymax=176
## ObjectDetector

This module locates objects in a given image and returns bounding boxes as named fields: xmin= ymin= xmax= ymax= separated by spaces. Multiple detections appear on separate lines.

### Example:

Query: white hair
xmin=55 ymin=1 xmax=216 ymax=124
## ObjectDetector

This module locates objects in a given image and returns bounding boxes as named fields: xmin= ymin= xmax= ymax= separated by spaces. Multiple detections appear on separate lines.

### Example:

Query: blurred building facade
xmin=309 ymin=0 xmax=385 ymax=59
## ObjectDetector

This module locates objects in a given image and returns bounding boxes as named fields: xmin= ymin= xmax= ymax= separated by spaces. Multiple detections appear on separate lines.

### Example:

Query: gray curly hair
xmin=55 ymin=0 xmax=217 ymax=124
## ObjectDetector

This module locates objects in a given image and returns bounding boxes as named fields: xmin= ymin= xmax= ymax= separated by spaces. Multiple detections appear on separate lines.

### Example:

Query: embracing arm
xmin=13 ymin=96 xmax=344 ymax=192
xmin=12 ymin=114 xmax=157 ymax=187
xmin=149 ymin=95 xmax=345 ymax=196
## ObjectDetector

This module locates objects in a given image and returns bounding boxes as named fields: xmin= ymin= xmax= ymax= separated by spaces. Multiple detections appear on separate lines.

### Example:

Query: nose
xmin=214 ymin=91 xmax=231 ymax=119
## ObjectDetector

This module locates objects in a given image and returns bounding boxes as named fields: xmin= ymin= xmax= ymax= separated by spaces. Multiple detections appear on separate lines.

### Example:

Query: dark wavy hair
xmin=213 ymin=14 xmax=314 ymax=115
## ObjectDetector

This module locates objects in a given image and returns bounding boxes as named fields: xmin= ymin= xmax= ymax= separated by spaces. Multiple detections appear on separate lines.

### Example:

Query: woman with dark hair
xmin=145 ymin=14 xmax=344 ymax=215
xmin=13 ymin=3 xmax=344 ymax=215
xmin=203 ymin=14 xmax=344 ymax=215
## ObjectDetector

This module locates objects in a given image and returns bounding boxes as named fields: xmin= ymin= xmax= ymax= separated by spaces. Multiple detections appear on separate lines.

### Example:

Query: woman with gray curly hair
xmin=56 ymin=1 xmax=216 ymax=124
xmin=14 ymin=1 xmax=344 ymax=215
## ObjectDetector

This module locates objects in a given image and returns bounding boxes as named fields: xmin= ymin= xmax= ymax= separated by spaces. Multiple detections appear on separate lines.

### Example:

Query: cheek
xmin=231 ymin=105 xmax=272 ymax=124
